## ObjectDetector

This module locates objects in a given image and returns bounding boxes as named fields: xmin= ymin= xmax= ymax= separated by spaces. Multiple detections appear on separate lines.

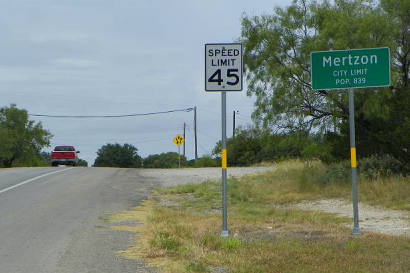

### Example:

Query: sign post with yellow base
xmin=205 ymin=43 xmax=243 ymax=237
xmin=349 ymin=89 xmax=361 ymax=236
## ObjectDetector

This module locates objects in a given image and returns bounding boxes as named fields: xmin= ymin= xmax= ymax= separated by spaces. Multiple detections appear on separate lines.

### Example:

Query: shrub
xmin=320 ymin=155 xmax=406 ymax=184
xmin=358 ymin=154 xmax=404 ymax=179
xmin=143 ymin=152 xmax=185 ymax=168
xmin=192 ymin=156 xmax=219 ymax=167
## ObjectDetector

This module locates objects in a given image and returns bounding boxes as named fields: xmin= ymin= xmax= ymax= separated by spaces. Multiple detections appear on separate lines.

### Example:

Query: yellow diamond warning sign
xmin=173 ymin=134 xmax=184 ymax=147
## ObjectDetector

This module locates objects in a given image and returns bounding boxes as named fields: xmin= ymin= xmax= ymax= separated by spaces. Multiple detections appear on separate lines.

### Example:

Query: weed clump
xmin=150 ymin=231 xmax=182 ymax=252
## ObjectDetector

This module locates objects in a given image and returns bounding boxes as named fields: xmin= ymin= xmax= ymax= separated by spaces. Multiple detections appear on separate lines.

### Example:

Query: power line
xmin=29 ymin=107 xmax=194 ymax=118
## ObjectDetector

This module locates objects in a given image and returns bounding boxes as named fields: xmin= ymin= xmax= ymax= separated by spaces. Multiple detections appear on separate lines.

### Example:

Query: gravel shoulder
xmin=137 ymin=166 xmax=273 ymax=187
xmin=291 ymin=199 xmax=410 ymax=237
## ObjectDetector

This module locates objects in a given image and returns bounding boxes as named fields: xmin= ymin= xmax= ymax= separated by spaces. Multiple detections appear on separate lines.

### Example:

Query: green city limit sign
xmin=311 ymin=47 xmax=390 ymax=90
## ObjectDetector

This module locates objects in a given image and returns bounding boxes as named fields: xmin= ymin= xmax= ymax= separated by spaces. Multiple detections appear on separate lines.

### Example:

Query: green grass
xmin=110 ymin=160 xmax=410 ymax=273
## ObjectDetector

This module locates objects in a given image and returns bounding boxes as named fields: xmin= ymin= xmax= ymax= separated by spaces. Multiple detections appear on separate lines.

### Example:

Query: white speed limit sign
xmin=205 ymin=43 xmax=242 ymax=92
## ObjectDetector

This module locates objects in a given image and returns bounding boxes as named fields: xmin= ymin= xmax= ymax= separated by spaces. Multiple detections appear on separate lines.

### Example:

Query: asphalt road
xmin=0 ymin=167 xmax=157 ymax=273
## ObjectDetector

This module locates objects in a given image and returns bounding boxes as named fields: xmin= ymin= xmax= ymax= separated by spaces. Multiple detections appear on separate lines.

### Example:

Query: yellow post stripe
xmin=351 ymin=147 xmax=357 ymax=168
xmin=221 ymin=149 xmax=227 ymax=169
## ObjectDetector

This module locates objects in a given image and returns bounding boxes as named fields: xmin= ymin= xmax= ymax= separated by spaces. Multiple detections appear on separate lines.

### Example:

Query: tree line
xmin=92 ymin=143 xmax=218 ymax=168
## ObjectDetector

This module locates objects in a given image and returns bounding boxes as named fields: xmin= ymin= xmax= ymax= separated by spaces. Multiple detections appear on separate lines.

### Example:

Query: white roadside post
xmin=205 ymin=43 xmax=243 ymax=237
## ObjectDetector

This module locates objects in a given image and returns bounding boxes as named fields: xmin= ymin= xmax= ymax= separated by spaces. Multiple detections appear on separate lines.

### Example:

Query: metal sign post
xmin=349 ymin=88 xmax=360 ymax=235
xmin=173 ymin=134 xmax=184 ymax=168
xmin=311 ymin=47 xmax=391 ymax=236
xmin=221 ymin=91 xmax=228 ymax=237
xmin=205 ymin=43 xmax=243 ymax=237
xmin=178 ymin=146 xmax=181 ymax=168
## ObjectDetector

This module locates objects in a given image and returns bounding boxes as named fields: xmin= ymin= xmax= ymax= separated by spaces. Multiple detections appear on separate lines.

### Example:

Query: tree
xmin=213 ymin=127 xmax=262 ymax=166
xmin=93 ymin=143 xmax=142 ymax=168
xmin=379 ymin=0 xmax=410 ymax=165
xmin=0 ymin=104 xmax=52 ymax=167
xmin=240 ymin=0 xmax=410 ymax=163
xmin=381 ymin=0 xmax=410 ymax=87
xmin=242 ymin=0 xmax=396 ymax=130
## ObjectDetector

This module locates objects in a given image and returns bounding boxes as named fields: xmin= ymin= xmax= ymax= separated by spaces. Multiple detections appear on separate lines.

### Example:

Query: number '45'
xmin=208 ymin=69 xmax=239 ymax=86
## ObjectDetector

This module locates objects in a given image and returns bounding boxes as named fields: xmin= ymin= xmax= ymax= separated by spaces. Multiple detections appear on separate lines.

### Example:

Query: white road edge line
xmin=0 ymin=168 xmax=74 ymax=195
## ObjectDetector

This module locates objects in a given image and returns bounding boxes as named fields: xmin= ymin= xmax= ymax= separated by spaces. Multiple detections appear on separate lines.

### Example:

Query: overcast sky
xmin=0 ymin=0 xmax=292 ymax=165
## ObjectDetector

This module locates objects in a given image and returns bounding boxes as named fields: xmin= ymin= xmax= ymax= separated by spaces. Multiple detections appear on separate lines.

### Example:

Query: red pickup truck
xmin=51 ymin=146 xmax=80 ymax=166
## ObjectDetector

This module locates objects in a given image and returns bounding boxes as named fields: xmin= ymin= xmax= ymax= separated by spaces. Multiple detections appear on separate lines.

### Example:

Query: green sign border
xmin=310 ymin=47 xmax=391 ymax=91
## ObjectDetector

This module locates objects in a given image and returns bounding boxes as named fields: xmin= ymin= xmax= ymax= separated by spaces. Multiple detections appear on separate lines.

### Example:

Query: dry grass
xmin=281 ymin=160 xmax=410 ymax=211
xmin=107 ymin=160 xmax=410 ymax=273
xmin=358 ymin=176 xmax=410 ymax=210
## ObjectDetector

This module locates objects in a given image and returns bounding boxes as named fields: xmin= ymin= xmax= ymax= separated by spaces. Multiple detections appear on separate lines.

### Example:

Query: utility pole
xmin=194 ymin=106 xmax=198 ymax=160
xmin=233 ymin=110 xmax=236 ymax=138
xmin=183 ymin=122 xmax=186 ymax=158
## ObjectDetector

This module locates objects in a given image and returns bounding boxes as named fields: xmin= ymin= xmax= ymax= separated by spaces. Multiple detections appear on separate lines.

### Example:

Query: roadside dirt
xmin=291 ymin=199 xmax=410 ymax=237
xmin=138 ymin=166 xmax=273 ymax=187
